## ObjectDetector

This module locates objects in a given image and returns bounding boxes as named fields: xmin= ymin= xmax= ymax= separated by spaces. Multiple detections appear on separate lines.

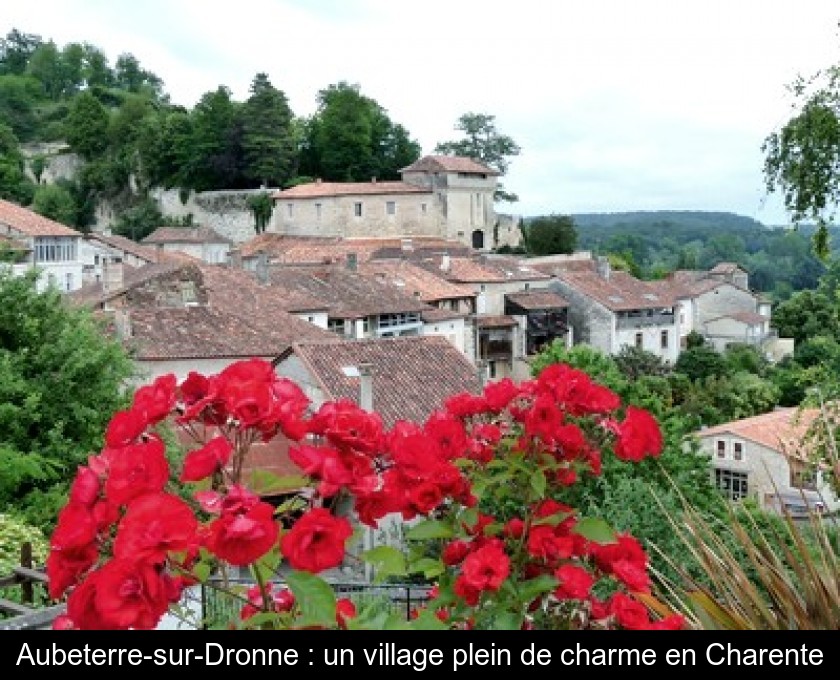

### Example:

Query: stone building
xmin=270 ymin=155 xmax=521 ymax=251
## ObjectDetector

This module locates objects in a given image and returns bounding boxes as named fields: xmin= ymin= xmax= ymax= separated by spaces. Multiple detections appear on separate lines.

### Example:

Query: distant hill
xmin=567 ymin=210 xmax=768 ymax=233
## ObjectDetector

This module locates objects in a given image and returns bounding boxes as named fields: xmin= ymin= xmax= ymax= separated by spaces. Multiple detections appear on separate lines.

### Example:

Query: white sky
xmin=5 ymin=0 xmax=840 ymax=225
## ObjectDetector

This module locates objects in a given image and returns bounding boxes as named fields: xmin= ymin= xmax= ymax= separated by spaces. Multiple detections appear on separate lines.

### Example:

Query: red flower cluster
xmin=47 ymin=357 xmax=678 ymax=631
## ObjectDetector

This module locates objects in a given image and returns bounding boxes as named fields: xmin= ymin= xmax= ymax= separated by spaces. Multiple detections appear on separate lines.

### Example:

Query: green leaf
xmin=572 ymin=517 xmax=617 ymax=545
xmin=489 ymin=611 xmax=523 ymax=630
xmin=517 ymin=574 xmax=558 ymax=602
xmin=405 ymin=519 xmax=454 ymax=541
xmin=404 ymin=608 xmax=449 ymax=630
xmin=362 ymin=545 xmax=406 ymax=581
xmin=286 ymin=571 xmax=336 ymax=628
xmin=250 ymin=547 xmax=281 ymax=584
xmin=248 ymin=469 xmax=310 ymax=495
xmin=530 ymin=468 xmax=547 ymax=497
xmin=408 ymin=557 xmax=445 ymax=579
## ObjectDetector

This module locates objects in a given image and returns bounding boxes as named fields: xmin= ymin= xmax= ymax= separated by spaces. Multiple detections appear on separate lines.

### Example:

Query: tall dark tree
xmin=241 ymin=73 xmax=297 ymax=187
xmin=137 ymin=108 xmax=193 ymax=189
xmin=434 ymin=112 xmax=521 ymax=202
xmin=522 ymin=214 xmax=578 ymax=255
xmin=81 ymin=43 xmax=113 ymax=88
xmin=186 ymin=86 xmax=244 ymax=190
xmin=114 ymin=52 xmax=164 ymax=99
xmin=0 ymin=76 xmax=40 ymax=142
xmin=0 ymin=122 xmax=35 ymax=204
xmin=65 ymin=90 xmax=110 ymax=159
xmin=299 ymin=81 xmax=420 ymax=182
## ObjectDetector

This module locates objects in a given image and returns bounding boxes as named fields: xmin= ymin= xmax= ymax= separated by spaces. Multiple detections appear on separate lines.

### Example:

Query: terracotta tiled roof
xmin=706 ymin=311 xmax=767 ymax=326
xmin=417 ymin=254 xmax=551 ymax=284
xmin=709 ymin=261 xmax=744 ymax=275
xmin=358 ymin=259 xmax=476 ymax=302
xmin=421 ymin=307 xmax=469 ymax=323
xmin=505 ymin=290 xmax=570 ymax=310
xmin=697 ymin=408 xmax=820 ymax=457
xmin=69 ymin=261 xmax=186 ymax=307
xmin=555 ymin=270 xmax=675 ymax=311
xmin=272 ymin=180 xmax=430 ymax=200
xmin=85 ymin=232 xmax=160 ymax=263
xmin=400 ymin=155 xmax=499 ymax=176
xmin=239 ymin=234 xmax=470 ymax=264
xmin=0 ymin=198 xmax=79 ymax=237
xmin=126 ymin=304 xmax=331 ymax=360
xmin=261 ymin=265 xmax=432 ymax=318
xmin=142 ymin=226 xmax=233 ymax=245
xmin=477 ymin=315 xmax=518 ymax=328
xmin=279 ymin=335 xmax=481 ymax=427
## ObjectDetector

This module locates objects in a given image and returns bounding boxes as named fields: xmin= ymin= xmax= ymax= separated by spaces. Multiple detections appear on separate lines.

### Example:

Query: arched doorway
xmin=471 ymin=229 xmax=485 ymax=250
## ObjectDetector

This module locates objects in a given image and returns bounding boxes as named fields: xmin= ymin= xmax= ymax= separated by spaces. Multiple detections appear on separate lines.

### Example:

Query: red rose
xmin=104 ymin=408 xmax=147 ymax=448
xmin=613 ymin=406 xmax=663 ymax=462
xmin=69 ymin=466 xmax=101 ymax=507
xmin=132 ymin=373 xmax=176 ymax=425
xmin=442 ymin=539 xmax=472 ymax=566
xmin=460 ymin=539 xmax=510 ymax=593
xmin=206 ymin=501 xmax=279 ymax=566
xmin=114 ymin=492 xmax=198 ymax=563
xmin=336 ymin=598 xmax=356 ymax=629
xmin=554 ymin=564 xmax=595 ymax=600
xmin=180 ymin=436 xmax=233 ymax=482
xmin=280 ymin=508 xmax=352 ymax=573
xmin=46 ymin=543 xmax=99 ymax=600
xmin=66 ymin=558 xmax=170 ymax=630
xmin=608 ymin=592 xmax=652 ymax=630
xmin=104 ymin=436 xmax=169 ymax=506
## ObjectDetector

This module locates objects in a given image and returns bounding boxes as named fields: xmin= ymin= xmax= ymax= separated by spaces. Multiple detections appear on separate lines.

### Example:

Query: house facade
xmin=694 ymin=408 xmax=839 ymax=516
xmin=270 ymin=155 xmax=521 ymax=251
xmin=142 ymin=226 xmax=233 ymax=264
xmin=549 ymin=258 xmax=679 ymax=364
xmin=0 ymin=198 xmax=84 ymax=292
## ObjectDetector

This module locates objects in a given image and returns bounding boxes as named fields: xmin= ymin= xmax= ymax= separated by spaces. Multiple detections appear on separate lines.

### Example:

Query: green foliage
xmin=0 ymin=270 xmax=136 ymax=531
xmin=772 ymin=289 xmax=840 ymax=345
xmin=614 ymin=345 xmax=671 ymax=381
xmin=0 ymin=513 xmax=48 ymax=573
xmin=112 ymin=196 xmax=165 ymax=242
xmin=674 ymin=344 xmax=727 ymax=382
xmin=241 ymin=73 xmax=297 ymax=188
xmin=434 ymin=112 xmax=521 ymax=202
xmin=65 ymin=90 xmax=110 ymax=159
xmin=247 ymin=191 xmax=274 ymax=234
xmin=762 ymin=64 xmax=840 ymax=259
xmin=299 ymin=81 xmax=420 ymax=183
xmin=521 ymin=214 xmax=578 ymax=255
xmin=185 ymin=85 xmax=245 ymax=191
xmin=0 ymin=122 xmax=36 ymax=204
xmin=31 ymin=182 xmax=77 ymax=226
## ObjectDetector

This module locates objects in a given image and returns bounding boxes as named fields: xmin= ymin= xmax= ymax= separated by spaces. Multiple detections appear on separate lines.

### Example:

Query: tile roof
xmin=477 ymin=315 xmax=519 ymax=328
xmin=555 ymin=270 xmax=676 ymax=311
xmin=400 ymin=155 xmax=499 ymax=176
xmin=261 ymin=265 xmax=433 ymax=318
xmin=421 ymin=307 xmax=469 ymax=323
xmin=505 ymin=290 xmax=570 ymax=310
xmin=697 ymin=408 xmax=820 ymax=458
xmin=0 ymin=198 xmax=80 ymax=237
xmin=417 ymin=254 xmax=551 ymax=284
xmin=239 ymin=234 xmax=469 ymax=264
xmin=357 ymin=259 xmax=477 ymax=302
xmin=142 ymin=226 xmax=233 ymax=245
xmin=706 ymin=311 xmax=767 ymax=326
xmin=709 ymin=261 xmax=745 ymax=275
xmin=84 ymin=233 xmax=160 ymax=263
xmin=279 ymin=335 xmax=481 ymax=427
xmin=271 ymin=180 xmax=430 ymax=200
xmin=125 ymin=304 xmax=332 ymax=360
xmin=69 ymin=261 xmax=186 ymax=307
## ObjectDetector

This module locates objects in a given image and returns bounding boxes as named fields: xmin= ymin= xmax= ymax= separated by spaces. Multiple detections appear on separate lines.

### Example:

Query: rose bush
xmin=45 ymin=358 xmax=684 ymax=630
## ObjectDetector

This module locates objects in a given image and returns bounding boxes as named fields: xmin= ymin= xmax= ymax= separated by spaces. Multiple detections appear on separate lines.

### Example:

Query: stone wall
xmin=152 ymin=188 xmax=278 ymax=244
xmin=21 ymin=143 xmax=83 ymax=185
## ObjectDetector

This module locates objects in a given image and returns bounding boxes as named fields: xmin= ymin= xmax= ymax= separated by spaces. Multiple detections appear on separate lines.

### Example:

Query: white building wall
xmin=422 ymin=317 xmax=468 ymax=357
xmin=613 ymin=324 xmax=679 ymax=364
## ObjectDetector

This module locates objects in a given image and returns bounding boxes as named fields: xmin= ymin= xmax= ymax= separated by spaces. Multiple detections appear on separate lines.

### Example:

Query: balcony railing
xmin=616 ymin=312 xmax=676 ymax=330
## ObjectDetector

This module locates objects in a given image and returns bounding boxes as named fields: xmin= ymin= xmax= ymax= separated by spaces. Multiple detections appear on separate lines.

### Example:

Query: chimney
xmin=113 ymin=308 xmax=132 ymax=340
xmin=595 ymin=256 xmax=611 ymax=280
xmin=440 ymin=252 xmax=451 ymax=272
xmin=401 ymin=238 xmax=413 ymax=252
xmin=228 ymin=248 xmax=242 ymax=269
xmin=346 ymin=252 xmax=358 ymax=271
xmin=371 ymin=176 xmax=377 ymax=184
xmin=102 ymin=256 xmax=124 ymax=293
xmin=316 ymin=178 xmax=322 ymax=184
xmin=358 ymin=362 xmax=374 ymax=411
xmin=256 ymin=251 xmax=269 ymax=284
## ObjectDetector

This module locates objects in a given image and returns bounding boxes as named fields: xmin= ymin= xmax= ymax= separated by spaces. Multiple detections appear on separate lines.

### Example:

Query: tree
xmin=762 ymin=62 xmax=840 ymax=260
xmin=0 ymin=29 xmax=42 ymax=76
xmin=522 ymin=214 xmax=578 ymax=255
xmin=186 ymin=86 xmax=244 ymax=191
xmin=674 ymin=344 xmax=727 ymax=382
xmin=247 ymin=191 xmax=274 ymax=234
xmin=771 ymin=288 xmax=840 ymax=346
xmin=241 ymin=73 xmax=297 ymax=188
xmin=112 ymin=196 xmax=165 ymax=242
xmin=0 ymin=122 xmax=35 ymax=205
xmin=65 ymin=91 xmax=110 ymax=159
xmin=0 ymin=270 xmax=135 ymax=530
xmin=434 ymin=112 xmax=521 ymax=202
xmin=32 ymin=183 xmax=77 ymax=226
xmin=299 ymin=81 xmax=420 ymax=182
xmin=114 ymin=53 xmax=164 ymax=99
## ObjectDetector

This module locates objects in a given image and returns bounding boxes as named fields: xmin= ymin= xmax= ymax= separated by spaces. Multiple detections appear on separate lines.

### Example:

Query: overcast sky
xmin=5 ymin=0 xmax=840 ymax=225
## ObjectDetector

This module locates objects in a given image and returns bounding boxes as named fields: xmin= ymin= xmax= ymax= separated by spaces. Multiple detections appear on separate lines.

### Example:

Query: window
xmin=65 ymin=272 xmax=73 ymax=292
xmin=733 ymin=442 xmax=744 ymax=461
xmin=421 ymin=203 xmax=427 ymax=215
xmin=34 ymin=237 xmax=77 ymax=263
xmin=660 ymin=330 xmax=669 ymax=349
xmin=716 ymin=440 xmax=726 ymax=459
xmin=488 ymin=361 xmax=497 ymax=379
xmin=635 ymin=332 xmax=643 ymax=349
xmin=680 ymin=313 xmax=685 ymax=325
xmin=353 ymin=202 xmax=363 ymax=217
xmin=386 ymin=201 xmax=396 ymax=216
xmin=715 ymin=468 xmax=748 ymax=501
xmin=315 ymin=203 xmax=322 ymax=220
xmin=287 ymin=203 xmax=293 ymax=218
xmin=524 ymin=283 xmax=530 ymax=290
